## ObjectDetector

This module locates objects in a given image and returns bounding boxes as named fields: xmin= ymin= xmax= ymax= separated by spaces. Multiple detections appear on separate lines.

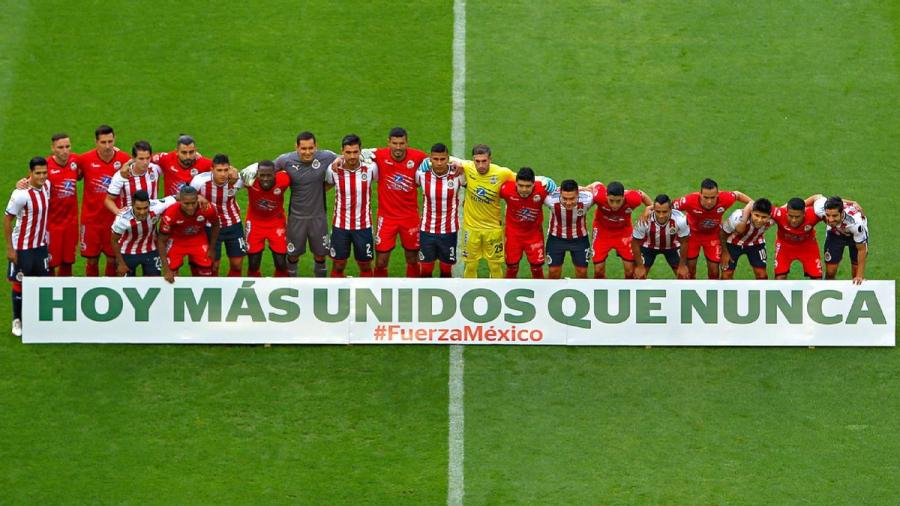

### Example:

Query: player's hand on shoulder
xmin=119 ymin=159 xmax=133 ymax=177
xmin=15 ymin=177 xmax=29 ymax=190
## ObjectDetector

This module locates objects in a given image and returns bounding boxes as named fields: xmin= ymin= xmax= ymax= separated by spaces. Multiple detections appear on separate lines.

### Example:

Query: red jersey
xmin=771 ymin=206 xmax=819 ymax=244
xmin=153 ymin=151 xmax=213 ymax=197
xmin=675 ymin=191 xmax=738 ymax=236
xmin=500 ymin=180 xmax=548 ymax=236
xmin=327 ymin=162 xmax=377 ymax=230
xmin=78 ymin=148 xmax=132 ymax=227
xmin=246 ymin=171 xmax=290 ymax=223
xmin=416 ymin=170 xmax=464 ymax=234
xmin=373 ymin=147 xmax=428 ymax=221
xmin=592 ymin=185 xmax=644 ymax=230
xmin=46 ymin=153 xmax=80 ymax=225
xmin=544 ymin=191 xmax=594 ymax=239
xmin=159 ymin=203 xmax=219 ymax=245
xmin=190 ymin=173 xmax=243 ymax=227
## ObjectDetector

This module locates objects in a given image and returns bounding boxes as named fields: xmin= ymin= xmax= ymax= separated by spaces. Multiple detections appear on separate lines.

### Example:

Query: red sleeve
xmin=624 ymin=190 xmax=642 ymax=207
xmin=674 ymin=194 xmax=690 ymax=210
xmin=805 ymin=207 xmax=820 ymax=224
xmin=152 ymin=151 xmax=171 ymax=164
xmin=275 ymin=171 xmax=291 ymax=188
xmin=592 ymin=185 xmax=607 ymax=205
xmin=499 ymin=181 xmax=513 ymax=199
xmin=720 ymin=191 xmax=737 ymax=208
xmin=159 ymin=212 xmax=173 ymax=234
xmin=206 ymin=206 xmax=220 ymax=225
xmin=770 ymin=207 xmax=785 ymax=225
xmin=410 ymin=149 xmax=428 ymax=164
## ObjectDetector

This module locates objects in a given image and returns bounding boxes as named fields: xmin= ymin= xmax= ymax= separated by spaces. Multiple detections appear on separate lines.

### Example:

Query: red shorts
xmin=166 ymin=241 xmax=212 ymax=270
xmin=687 ymin=234 xmax=722 ymax=263
xmin=774 ymin=240 xmax=822 ymax=277
xmin=80 ymin=223 xmax=115 ymax=258
xmin=592 ymin=226 xmax=634 ymax=263
xmin=49 ymin=221 xmax=78 ymax=266
xmin=246 ymin=219 xmax=287 ymax=255
xmin=375 ymin=215 xmax=420 ymax=252
xmin=505 ymin=231 xmax=545 ymax=265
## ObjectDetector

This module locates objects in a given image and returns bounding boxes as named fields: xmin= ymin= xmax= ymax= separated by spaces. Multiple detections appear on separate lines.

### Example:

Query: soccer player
xmin=191 ymin=154 xmax=245 ymax=277
xmin=241 ymin=160 xmax=291 ymax=277
xmin=544 ymin=179 xmax=595 ymax=279
xmin=369 ymin=127 xmax=428 ymax=278
xmin=499 ymin=167 xmax=551 ymax=279
xmin=110 ymin=190 xmax=177 ymax=276
xmin=105 ymin=140 xmax=162 ymax=215
xmin=416 ymin=143 xmax=465 ymax=277
xmin=326 ymin=134 xmax=377 ymax=277
xmin=77 ymin=124 xmax=132 ymax=276
xmin=157 ymin=185 xmax=219 ymax=283
xmin=812 ymin=195 xmax=869 ymax=284
xmin=770 ymin=198 xmax=822 ymax=280
xmin=632 ymin=194 xmax=691 ymax=280
xmin=5 ymin=157 xmax=51 ymax=337
xmin=275 ymin=131 xmax=337 ymax=277
xmin=153 ymin=134 xmax=213 ymax=196
xmin=591 ymin=181 xmax=652 ymax=279
xmin=46 ymin=133 xmax=80 ymax=276
xmin=674 ymin=178 xmax=752 ymax=279
xmin=719 ymin=199 xmax=774 ymax=280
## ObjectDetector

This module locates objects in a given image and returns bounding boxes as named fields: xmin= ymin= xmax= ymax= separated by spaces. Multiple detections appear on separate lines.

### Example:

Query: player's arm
xmin=110 ymin=230 xmax=130 ymax=276
xmin=734 ymin=191 xmax=752 ymax=204
xmin=105 ymin=173 xmax=126 ymax=215
xmin=207 ymin=222 xmax=220 ymax=261
xmin=631 ymin=238 xmax=646 ymax=280
xmin=853 ymin=243 xmax=867 ymax=285
xmin=804 ymin=194 xmax=825 ymax=207
xmin=4 ymin=213 xmax=17 ymax=263
xmin=156 ymin=230 xmax=174 ymax=283
xmin=733 ymin=203 xmax=753 ymax=234
xmin=718 ymin=227 xmax=731 ymax=270
xmin=638 ymin=190 xmax=652 ymax=207
xmin=676 ymin=236 xmax=690 ymax=279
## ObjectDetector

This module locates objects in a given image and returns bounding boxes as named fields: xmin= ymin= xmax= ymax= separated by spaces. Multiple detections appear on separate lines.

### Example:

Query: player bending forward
xmin=632 ymin=194 xmax=691 ymax=279
xmin=111 ymin=190 xmax=178 ymax=276
xmin=812 ymin=195 xmax=869 ymax=284
xmin=157 ymin=186 xmax=220 ymax=283
xmin=719 ymin=198 xmax=774 ymax=280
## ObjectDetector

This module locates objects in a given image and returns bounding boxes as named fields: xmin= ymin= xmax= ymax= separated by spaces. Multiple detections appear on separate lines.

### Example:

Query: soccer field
xmin=1 ymin=1 xmax=898 ymax=504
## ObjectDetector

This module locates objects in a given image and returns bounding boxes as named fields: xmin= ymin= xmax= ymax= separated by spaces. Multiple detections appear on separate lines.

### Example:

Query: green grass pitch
xmin=1 ymin=0 xmax=898 ymax=503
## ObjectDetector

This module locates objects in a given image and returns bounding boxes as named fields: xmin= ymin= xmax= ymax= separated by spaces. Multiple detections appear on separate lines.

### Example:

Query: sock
xmin=374 ymin=266 xmax=389 ymax=277
xmin=104 ymin=261 xmax=117 ymax=277
xmin=58 ymin=263 xmax=73 ymax=276
xmin=530 ymin=264 xmax=545 ymax=279
xmin=358 ymin=264 xmax=373 ymax=277
xmin=247 ymin=269 xmax=262 ymax=277
xmin=227 ymin=268 xmax=242 ymax=277
xmin=439 ymin=262 xmax=453 ymax=278
xmin=405 ymin=262 xmax=419 ymax=278
xmin=463 ymin=261 xmax=478 ymax=278
xmin=287 ymin=259 xmax=299 ymax=277
xmin=314 ymin=260 xmax=327 ymax=278
xmin=419 ymin=262 xmax=435 ymax=277
xmin=85 ymin=263 xmax=100 ymax=277
xmin=193 ymin=266 xmax=213 ymax=276
xmin=330 ymin=269 xmax=345 ymax=278
xmin=12 ymin=282 xmax=22 ymax=320
xmin=487 ymin=261 xmax=503 ymax=279
xmin=48 ymin=267 xmax=56 ymax=276
xmin=505 ymin=264 xmax=519 ymax=279
xmin=274 ymin=268 xmax=289 ymax=278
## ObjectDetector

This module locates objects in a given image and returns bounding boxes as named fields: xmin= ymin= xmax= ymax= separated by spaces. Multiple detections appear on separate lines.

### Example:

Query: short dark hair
xmin=132 ymin=190 xmax=150 ymax=203
xmin=179 ymin=185 xmax=199 ymax=198
xmin=132 ymin=140 xmax=152 ymax=156
xmin=606 ymin=181 xmax=625 ymax=196
xmin=388 ymin=127 xmax=408 ymax=139
xmin=177 ymin=134 xmax=195 ymax=147
xmin=212 ymin=154 xmax=230 ymax=166
xmin=95 ymin=124 xmax=114 ymax=139
xmin=296 ymin=131 xmax=316 ymax=144
xmin=752 ymin=198 xmax=773 ymax=215
xmin=654 ymin=194 xmax=671 ymax=206
xmin=560 ymin=179 xmax=578 ymax=192
xmin=341 ymin=134 xmax=361 ymax=148
xmin=516 ymin=167 xmax=535 ymax=182
xmin=471 ymin=144 xmax=491 ymax=157
xmin=29 ymin=156 xmax=47 ymax=170
xmin=823 ymin=196 xmax=844 ymax=211
xmin=700 ymin=178 xmax=718 ymax=191
xmin=51 ymin=133 xmax=69 ymax=143
xmin=258 ymin=160 xmax=276 ymax=171
xmin=786 ymin=197 xmax=805 ymax=211
xmin=430 ymin=143 xmax=448 ymax=153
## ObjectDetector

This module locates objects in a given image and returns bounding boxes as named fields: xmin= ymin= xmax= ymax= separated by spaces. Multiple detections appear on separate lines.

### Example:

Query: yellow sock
xmin=487 ymin=261 xmax=504 ymax=278
xmin=464 ymin=261 xmax=479 ymax=278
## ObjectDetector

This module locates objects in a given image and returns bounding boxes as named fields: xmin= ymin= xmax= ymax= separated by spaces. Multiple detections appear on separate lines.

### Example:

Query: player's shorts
xmin=592 ymin=226 xmax=635 ymax=263
xmin=8 ymin=246 xmax=50 ymax=282
xmin=166 ymin=241 xmax=212 ymax=270
xmin=505 ymin=231 xmax=545 ymax=265
xmin=48 ymin=221 xmax=78 ymax=267
xmin=330 ymin=227 xmax=374 ymax=261
xmin=209 ymin=222 xmax=246 ymax=260
xmin=246 ymin=218 xmax=287 ymax=255
xmin=824 ymin=231 xmax=864 ymax=265
xmin=287 ymin=215 xmax=329 ymax=257
xmin=375 ymin=215 xmax=420 ymax=252
xmin=419 ymin=231 xmax=457 ymax=264
xmin=687 ymin=234 xmax=722 ymax=263
xmin=121 ymin=251 xmax=162 ymax=276
xmin=462 ymin=228 xmax=504 ymax=263
xmin=774 ymin=240 xmax=822 ymax=278
xmin=546 ymin=235 xmax=590 ymax=268
xmin=724 ymin=242 xmax=767 ymax=271
xmin=640 ymin=246 xmax=681 ymax=270
xmin=80 ymin=223 xmax=116 ymax=258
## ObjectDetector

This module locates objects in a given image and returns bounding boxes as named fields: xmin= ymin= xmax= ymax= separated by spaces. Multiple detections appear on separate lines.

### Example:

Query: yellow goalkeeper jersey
xmin=461 ymin=161 xmax=515 ymax=231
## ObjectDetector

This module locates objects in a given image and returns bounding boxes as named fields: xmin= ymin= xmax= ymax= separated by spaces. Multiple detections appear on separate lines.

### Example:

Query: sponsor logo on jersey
xmin=91 ymin=163 xmax=100 ymax=168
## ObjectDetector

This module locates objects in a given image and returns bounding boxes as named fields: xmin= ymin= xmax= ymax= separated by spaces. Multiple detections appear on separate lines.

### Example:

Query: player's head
xmin=653 ymin=194 xmax=673 ymax=223
xmin=822 ymin=196 xmax=845 ymax=227
xmin=471 ymin=144 xmax=492 ymax=175
xmin=50 ymin=133 xmax=71 ymax=162
xmin=178 ymin=185 xmax=200 ymax=215
xmin=341 ymin=134 xmax=361 ymax=168
xmin=257 ymin=160 xmax=276 ymax=191
xmin=388 ymin=127 xmax=408 ymax=161
xmin=750 ymin=198 xmax=773 ymax=228
xmin=212 ymin=154 xmax=230 ymax=185
xmin=515 ymin=167 xmax=535 ymax=198
xmin=559 ymin=179 xmax=579 ymax=210
xmin=699 ymin=178 xmax=719 ymax=210
xmin=429 ymin=143 xmax=449 ymax=175
xmin=176 ymin=134 xmax=197 ymax=168
xmin=28 ymin=156 xmax=48 ymax=186
xmin=605 ymin=181 xmax=626 ymax=210
xmin=296 ymin=131 xmax=317 ymax=163
xmin=131 ymin=189 xmax=151 ymax=220
xmin=131 ymin=140 xmax=153 ymax=171
xmin=786 ymin=197 xmax=806 ymax=227
xmin=94 ymin=124 xmax=116 ymax=156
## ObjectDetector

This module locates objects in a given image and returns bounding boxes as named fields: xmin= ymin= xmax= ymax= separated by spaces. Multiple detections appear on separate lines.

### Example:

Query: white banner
xmin=22 ymin=278 xmax=895 ymax=346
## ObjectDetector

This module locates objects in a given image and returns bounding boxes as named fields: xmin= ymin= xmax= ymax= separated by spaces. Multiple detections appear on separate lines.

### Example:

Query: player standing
xmin=153 ymin=134 xmax=213 ymax=196
xmin=326 ymin=135 xmax=377 ymax=277
xmin=770 ymin=198 xmax=822 ymax=280
xmin=157 ymin=186 xmax=220 ymax=283
xmin=241 ymin=160 xmax=291 ymax=277
xmin=191 ymin=154 xmax=245 ymax=277
xmin=110 ymin=190 xmax=177 ymax=276
xmin=591 ymin=181 xmax=652 ymax=279
xmin=499 ymin=167 xmax=551 ymax=279
xmin=719 ymin=199 xmax=774 ymax=280
xmin=544 ymin=179 xmax=595 ymax=279
xmin=105 ymin=140 xmax=162 ymax=214
xmin=631 ymin=194 xmax=691 ymax=279
xmin=46 ymin=133 xmax=80 ymax=276
xmin=812 ymin=195 xmax=869 ymax=284
xmin=416 ymin=143 xmax=465 ymax=277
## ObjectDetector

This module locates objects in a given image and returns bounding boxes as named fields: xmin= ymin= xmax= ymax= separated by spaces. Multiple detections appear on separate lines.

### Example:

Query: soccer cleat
xmin=11 ymin=318 xmax=22 ymax=337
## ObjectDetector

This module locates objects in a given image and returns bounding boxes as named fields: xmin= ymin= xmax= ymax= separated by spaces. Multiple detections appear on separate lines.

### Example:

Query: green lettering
xmin=419 ymin=289 xmax=456 ymax=322
xmin=123 ymin=287 xmax=159 ymax=322
xmin=723 ymin=290 xmax=759 ymax=324
xmin=808 ymin=290 xmax=842 ymax=325
xmin=548 ymin=289 xmax=590 ymax=329
xmin=765 ymin=290 xmax=802 ymax=324
xmin=268 ymin=288 xmax=300 ymax=323
xmin=594 ymin=289 xmax=629 ymax=324
xmin=81 ymin=287 xmax=123 ymax=322
xmin=314 ymin=288 xmax=349 ymax=323
xmin=356 ymin=288 xmax=393 ymax=322
xmin=174 ymin=288 xmax=222 ymax=322
xmin=636 ymin=290 xmax=667 ymax=324
xmin=398 ymin=289 xmax=413 ymax=322
xmin=460 ymin=289 xmax=501 ymax=324
xmin=504 ymin=289 xmax=535 ymax=323
xmin=681 ymin=290 xmax=717 ymax=324
xmin=39 ymin=287 xmax=76 ymax=321
xmin=846 ymin=291 xmax=887 ymax=325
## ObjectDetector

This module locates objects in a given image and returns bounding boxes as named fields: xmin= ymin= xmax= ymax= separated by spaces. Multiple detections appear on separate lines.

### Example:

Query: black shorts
xmin=546 ymin=235 xmax=590 ymax=267
xmin=208 ymin=223 xmax=247 ymax=260
xmin=330 ymin=227 xmax=374 ymax=261
xmin=640 ymin=246 xmax=680 ymax=269
xmin=122 ymin=252 xmax=162 ymax=276
xmin=824 ymin=231 xmax=863 ymax=265
xmin=419 ymin=231 xmax=457 ymax=264
xmin=724 ymin=242 xmax=767 ymax=271
xmin=7 ymin=245 xmax=50 ymax=282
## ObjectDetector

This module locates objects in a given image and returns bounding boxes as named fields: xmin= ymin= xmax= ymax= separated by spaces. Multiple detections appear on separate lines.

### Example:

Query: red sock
xmin=331 ymin=270 xmax=345 ymax=278
xmin=104 ymin=261 xmax=117 ymax=277
xmin=505 ymin=264 xmax=519 ymax=279
xmin=530 ymin=264 xmax=545 ymax=279
xmin=406 ymin=262 xmax=419 ymax=277
xmin=85 ymin=263 xmax=99 ymax=277
xmin=439 ymin=262 xmax=453 ymax=278
xmin=274 ymin=268 xmax=289 ymax=278
xmin=48 ymin=267 xmax=56 ymax=276
xmin=227 ymin=268 xmax=242 ymax=277
xmin=247 ymin=269 xmax=261 ymax=277
xmin=374 ymin=266 xmax=388 ymax=277
xmin=358 ymin=268 xmax=373 ymax=277
xmin=58 ymin=263 xmax=73 ymax=276
xmin=419 ymin=262 xmax=435 ymax=277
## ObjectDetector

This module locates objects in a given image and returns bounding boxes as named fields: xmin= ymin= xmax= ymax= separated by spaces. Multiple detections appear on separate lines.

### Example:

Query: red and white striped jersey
xmin=812 ymin=198 xmax=869 ymax=243
xmin=111 ymin=197 xmax=177 ymax=254
xmin=633 ymin=209 xmax=691 ymax=250
xmin=416 ymin=170 xmax=465 ymax=234
xmin=107 ymin=163 xmax=162 ymax=208
xmin=326 ymin=161 xmax=378 ymax=230
xmin=5 ymin=181 xmax=51 ymax=250
xmin=544 ymin=190 xmax=594 ymax=239
xmin=721 ymin=209 xmax=772 ymax=246
xmin=190 ymin=172 xmax=243 ymax=227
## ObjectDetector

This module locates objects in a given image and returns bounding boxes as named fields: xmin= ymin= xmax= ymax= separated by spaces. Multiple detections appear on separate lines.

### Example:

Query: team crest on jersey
xmin=406 ymin=160 xmax=415 ymax=169
xmin=717 ymin=207 xmax=725 ymax=213
xmin=274 ymin=188 xmax=282 ymax=195
xmin=227 ymin=189 xmax=237 ymax=197
xmin=361 ymin=173 xmax=368 ymax=181
xmin=312 ymin=159 xmax=321 ymax=169
xmin=114 ymin=161 xmax=122 ymax=169
xmin=804 ymin=225 xmax=812 ymax=231
xmin=190 ymin=168 xmax=198 ymax=176
xmin=197 ymin=215 xmax=206 ymax=222
xmin=16 ymin=272 xmax=23 ymax=282
xmin=69 ymin=162 xmax=77 ymax=169
xmin=490 ymin=176 xmax=497 ymax=184
xmin=447 ymin=181 xmax=455 ymax=189
xmin=625 ymin=207 xmax=632 ymax=213
xmin=669 ymin=228 xmax=677 ymax=235
xmin=533 ymin=194 xmax=541 ymax=202
xmin=148 ymin=173 xmax=157 ymax=182
xmin=576 ymin=209 xmax=585 ymax=216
